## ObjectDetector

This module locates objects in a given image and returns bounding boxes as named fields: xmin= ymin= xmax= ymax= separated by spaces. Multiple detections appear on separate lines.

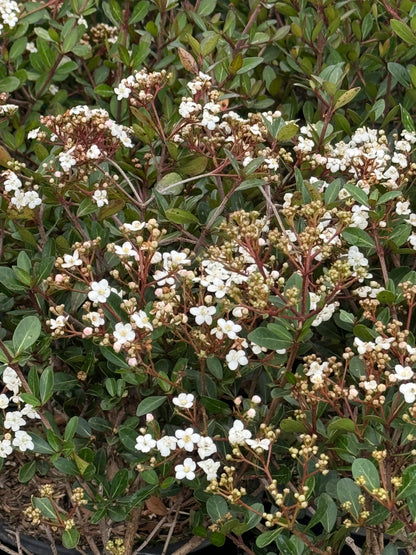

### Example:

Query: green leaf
xmin=64 ymin=417 xmax=79 ymax=441
xmin=32 ymin=497 xmax=57 ymax=520
xmin=342 ymin=183 xmax=369 ymax=207
xmin=308 ymin=493 xmax=337 ymax=532
xmin=155 ymin=172 xmax=184 ymax=195
xmin=342 ymin=228 xmax=375 ymax=248
xmin=327 ymin=418 xmax=356 ymax=434
xmin=98 ymin=199 xmax=125 ymax=220
xmin=94 ymin=84 xmax=114 ymax=98
xmin=280 ymin=419 xmax=306 ymax=433
xmin=334 ymin=87 xmax=361 ymax=110
xmin=390 ymin=19 xmax=416 ymax=46
xmin=111 ymin=468 xmax=130 ymax=497
xmin=62 ymin=529 xmax=80 ymax=549
xmin=0 ymin=77 xmax=20 ymax=93
xmin=206 ymin=357 xmax=223 ymax=379
xmin=136 ymin=396 xmax=167 ymax=416
xmin=141 ymin=468 xmax=159 ymax=485
xmin=13 ymin=316 xmax=41 ymax=354
xmin=248 ymin=327 xmax=290 ymax=352
xmin=387 ymin=62 xmax=411 ymax=88
xmin=256 ymin=527 xmax=284 ymax=548
xmin=276 ymin=123 xmax=299 ymax=142
xmin=206 ymin=495 xmax=228 ymax=522
xmin=352 ymin=458 xmax=380 ymax=491
xmin=129 ymin=1 xmax=149 ymax=24
xmin=397 ymin=464 xmax=416 ymax=500
xmin=165 ymin=208 xmax=199 ymax=225
xmin=336 ymin=478 xmax=361 ymax=519
xmin=237 ymin=57 xmax=263 ymax=74
xmin=40 ymin=366 xmax=54 ymax=404
xmin=19 ymin=461 xmax=37 ymax=483
xmin=100 ymin=346 xmax=131 ymax=369
xmin=201 ymin=396 xmax=231 ymax=415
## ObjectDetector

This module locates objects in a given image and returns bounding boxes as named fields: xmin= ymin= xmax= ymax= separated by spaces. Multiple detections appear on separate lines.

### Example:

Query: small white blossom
xmin=175 ymin=457 xmax=196 ymax=480
xmin=172 ymin=393 xmax=194 ymax=409
xmin=226 ymin=349 xmax=248 ymax=371
xmin=88 ymin=279 xmax=111 ymax=303
xmin=175 ymin=428 xmax=201 ymax=452
xmin=113 ymin=322 xmax=135 ymax=345
xmin=196 ymin=436 xmax=217 ymax=459
xmin=156 ymin=435 xmax=177 ymax=457
xmin=12 ymin=430 xmax=34 ymax=452
xmin=392 ymin=365 xmax=414 ymax=381
xmin=228 ymin=420 xmax=252 ymax=445
xmin=62 ymin=250 xmax=82 ymax=268
xmin=400 ymin=382 xmax=416 ymax=404
xmin=4 ymin=411 xmax=25 ymax=432
xmin=190 ymin=305 xmax=216 ymax=326
xmin=86 ymin=145 xmax=101 ymax=159
xmin=135 ymin=433 xmax=156 ymax=453
xmin=246 ymin=438 xmax=271 ymax=450
xmin=92 ymin=189 xmax=108 ymax=207
xmin=0 ymin=439 xmax=12 ymax=458
xmin=197 ymin=458 xmax=220 ymax=480
xmin=131 ymin=310 xmax=153 ymax=331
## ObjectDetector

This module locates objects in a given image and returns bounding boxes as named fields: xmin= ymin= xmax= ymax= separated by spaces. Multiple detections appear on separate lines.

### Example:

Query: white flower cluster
xmin=114 ymin=69 xmax=169 ymax=102
xmin=297 ymin=125 xmax=416 ymax=191
xmin=0 ymin=104 xmax=18 ymax=117
xmin=0 ymin=0 xmax=19 ymax=31
xmin=1 ymin=170 xmax=41 ymax=212
xmin=135 ymin=416 xmax=220 ymax=481
xmin=0 ymin=367 xmax=39 ymax=457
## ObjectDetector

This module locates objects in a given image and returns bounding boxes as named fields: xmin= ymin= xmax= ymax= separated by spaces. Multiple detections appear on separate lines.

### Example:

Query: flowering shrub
xmin=2 ymin=1 xmax=416 ymax=555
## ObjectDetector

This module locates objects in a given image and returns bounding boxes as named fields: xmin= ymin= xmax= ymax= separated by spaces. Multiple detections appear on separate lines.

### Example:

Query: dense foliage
xmin=2 ymin=1 xmax=416 ymax=554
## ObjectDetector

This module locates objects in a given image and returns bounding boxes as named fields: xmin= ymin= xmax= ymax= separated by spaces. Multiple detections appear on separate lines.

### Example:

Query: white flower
xmin=12 ymin=430 xmax=34 ymax=452
xmin=305 ymin=361 xmax=328 ymax=384
xmin=225 ymin=349 xmax=248 ymax=371
xmin=179 ymin=100 xmax=199 ymax=118
xmin=228 ymin=420 xmax=252 ymax=445
xmin=0 ymin=394 xmax=9 ymax=409
xmin=156 ymin=435 xmax=177 ymax=457
xmin=363 ymin=380 xmax=377 ymax=392
xmin=92 ymin=189 xmax=108 ymax=207
xmin=214 ymin=319 xmax=242 ymax=340
xmin=0 ymin=439 xmax=12 ymax=458
xmin=2 ymin=367 xmax=21 ymax=394
xmin=197 ymin=458 xmax=220 ymax=480
xmin=114 ymin=81 xmax=131 ymax=100
xmin=113 ymin=322 xmax=135 ymax=344
xmin=347 ymin=246 xmax=368 ymax=270
xmin=246 ymin=438 xmax=271 ymax=451
xmin=396 ymin=201 xmax=411 ymax=216
xmin=26 ymin=42 xmax=38 ymax=53
xmin=87 ymin=312 xmax=105 ymax=327
xmin=173 ymin=393 xmax=194 ymax=409
xmin=49 ymin=84 xmax=59 ymax=96
xmin=4 ymin=411 xmax=25 ymax=431
xmin=3 ymin=171 xmax=22 ymax=191
xmin=131 ymin=310 xmax=153 ymax=331
xmin=135 ymin=433 xmax=156 ymax=453
xmin=400 ymin=382 xmax=416 ymax=404
xmin=49 ymin=315 xmax=69 ymax=330
xmin=393 ymin=365 xmax=414 ymax=381
xmin=189 ymin=305 xmax=216 ymax=325
xmin=58 ymin=150 xmax=77 ymax=172
xmin=62 ymin=250 xmax=82 ymax=268
xmin=20 ymin=404 xmax=40 ymax=419
xmin=175 ymin=428 xmax=201 ymax=452
xmin=86 ymin=145 xmax=101 ymax=159
xmin=409 ymin=233 xmax=416 ymax=248
xmin=197 ymin=436 xmax=217 ymax=459
xmin=114 ymin=241 xmax=135 ymax=257
xmin=175 ymin=457 xmax=196 ymax=480
xmin=88 ymin=279 xmax=111 ymax=303
xmin=124 ymin=220 xmax=146 ymax=232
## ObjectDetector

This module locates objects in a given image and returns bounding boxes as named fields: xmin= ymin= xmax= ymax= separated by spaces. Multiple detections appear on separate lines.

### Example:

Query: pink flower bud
xmin=128 ymin=357 xmax=137 ymax=367
xmin=146 ymin=413 xmax=154 ymax=422
xmin=83 ymin=327 xmax=93 ymax=336
xmin=113 ymin=341 xmax=122 ymax=353
xmin=234 ymin=396 xmax=242 ymax=406
xmin=55 ymin=274 xmax=64 ymax=283
xmin=246 ymin=408 xmax=256 ymax=418
xmin=251 ymin=395 xmax=261 ymax=404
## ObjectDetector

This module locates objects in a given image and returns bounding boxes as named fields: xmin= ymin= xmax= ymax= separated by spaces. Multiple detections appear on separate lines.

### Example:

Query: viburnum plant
xmin=2 ymin=67 xmax=416 ymax=555
xmin=3 ymin=1 xmax=416 ymax=554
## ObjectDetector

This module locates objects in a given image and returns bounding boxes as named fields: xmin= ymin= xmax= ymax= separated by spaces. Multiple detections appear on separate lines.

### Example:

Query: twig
xmin=170 ymin=537 xmax=206 ymax=555
xmin=0 ymin=542 xmax=19 ymax=555
xmin=345 ymin=536 xmax=362 ymax=555
xmin=42 ymin=525 xmax=59 ymax=555
xmin=132 ymin=516 xmax=168 ymax=554
xmin=162 ymin=505 xmax=180 ymax=555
